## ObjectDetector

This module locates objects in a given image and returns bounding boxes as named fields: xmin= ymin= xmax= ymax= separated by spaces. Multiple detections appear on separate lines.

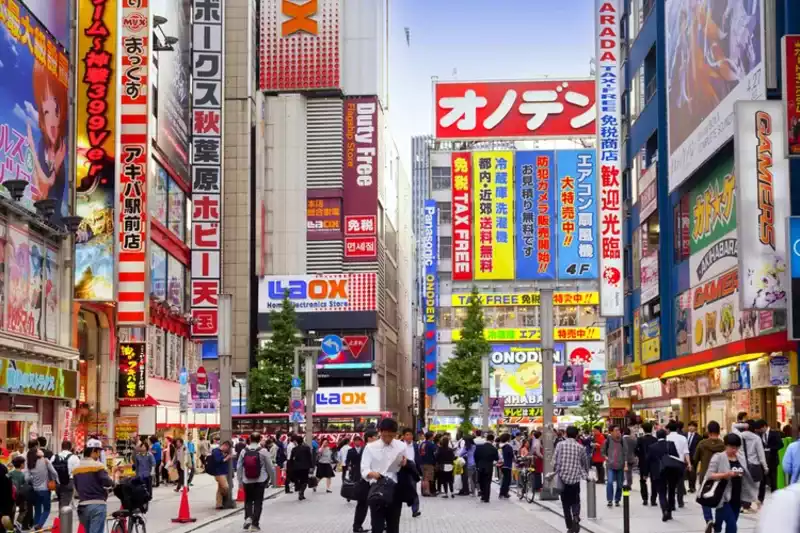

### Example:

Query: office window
xmin=432 ymin=166 xmax=451 ymax=190
xmin=440 ymin=236 xmax=452 ymax=259
xmin=437 ymin=202 xmax=452 ymax=224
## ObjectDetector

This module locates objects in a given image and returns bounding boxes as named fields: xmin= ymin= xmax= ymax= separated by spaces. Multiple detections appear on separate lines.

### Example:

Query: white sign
xmin=258 ymin=273 xmax=377 ymax=313
xmin=640 ymin=251 xmax=659 ymax=304
xmin=689 ymin=229 xmax=739 ymax=288
xmin=690 ymin=268 xmax=741 ymax=353
xmin=314 ymin=386 xmax=381 ymax=413
xmin=566 ymin=341 xmax=606 ymax=373
xmin=639 ymin=164 xmax=658 ymax=221
xmin=735 ymin=100 xmax=790 ymax=310
xmin=596 ymin=0 xmax=624 ymax=317
xmin=666 ymin=0 xmax=766 ymax=191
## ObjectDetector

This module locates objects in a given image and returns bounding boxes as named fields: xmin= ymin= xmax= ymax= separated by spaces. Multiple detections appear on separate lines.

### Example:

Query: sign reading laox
xmin=258 ymin=274 xmax=377 ymax=313
xmin=314 ymin=386 xmax=381 ymax=413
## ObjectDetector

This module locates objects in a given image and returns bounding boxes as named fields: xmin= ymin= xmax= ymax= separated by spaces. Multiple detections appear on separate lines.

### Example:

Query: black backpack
xmin=52 ymin=453 xmax=72 ymax=486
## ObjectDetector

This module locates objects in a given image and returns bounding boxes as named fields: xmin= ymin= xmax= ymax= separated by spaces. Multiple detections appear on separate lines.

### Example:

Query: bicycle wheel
xmin=109 ymin=519 xmax=125 ymax=533
xmin=130 ymin=516 xmax=147 ymax=533
xmin=516 ymin=473 xmax=527 ymax=499
xmin=525 ymin=472 xmax=537 ymax=503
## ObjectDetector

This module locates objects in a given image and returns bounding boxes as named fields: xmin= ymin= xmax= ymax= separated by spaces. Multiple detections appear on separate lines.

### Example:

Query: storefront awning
xmin=118 ymin=395 xmax=160 ymax=407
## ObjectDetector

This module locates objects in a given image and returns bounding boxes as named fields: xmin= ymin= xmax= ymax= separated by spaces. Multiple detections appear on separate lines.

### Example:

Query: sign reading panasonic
xmin=423 ymin=200 xmax=439 ymax=396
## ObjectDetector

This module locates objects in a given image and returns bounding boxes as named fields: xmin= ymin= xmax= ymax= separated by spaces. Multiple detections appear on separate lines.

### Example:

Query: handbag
xmin=367 ymin=477 xmax=396 ymax=507
xmin=659 ymin=453 xmax=686 ymax=475
xmin=340 ymin=479 xmax=357 ymax=500
xmin=742 ymin=437 xmax=764 ymax=483
xmin=696 ymin=477 xmax=727 ymax=508
xmin=47 ymin=480 xmax=57 ymax=491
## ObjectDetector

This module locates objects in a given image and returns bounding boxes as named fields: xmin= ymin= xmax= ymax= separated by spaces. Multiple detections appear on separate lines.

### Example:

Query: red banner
xmin=343 ymin=96 xmax=379 ymax=262
xmin=782 ymin=35 xmax=800 ymax=157
xmin=451 ymin=152 xmax=472 ymax=280
xmin=307 ymin=197 xmax=342 ymax=240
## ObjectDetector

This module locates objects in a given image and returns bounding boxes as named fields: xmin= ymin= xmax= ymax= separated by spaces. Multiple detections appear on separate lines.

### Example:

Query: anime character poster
xmin=7 ymin=226 xmax=33 ymax=337
xmin=45 ymin=247 xmax=59 ymax=343
xmin=0 ymin=221 xmax=6 ymax=330
xmin=0 ymin=7 xmax=70 ymax=219
xmin=150 ymin=245 xmax=167 ymax=301
xmin=556 ymin=364 xmax=585 ymax=405
xmin=167 ymin=255 xmax=184 ymax=310
xmin=29 ymin=238 xmax=44 ymax=338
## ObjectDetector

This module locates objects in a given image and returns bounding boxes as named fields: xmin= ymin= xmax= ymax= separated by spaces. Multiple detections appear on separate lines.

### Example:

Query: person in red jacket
xmin=591 ymin=425 xmax=606 ymax=483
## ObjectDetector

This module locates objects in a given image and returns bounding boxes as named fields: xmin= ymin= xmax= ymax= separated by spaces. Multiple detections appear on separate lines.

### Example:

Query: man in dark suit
xmin=347 ymin=430 xmax=378 ymax=533
xmin=635 ymin=422 xmax=658 ymax=506
xmin=685 ymin=421 xmax=701 ymax=492
xmin=756 ymin=419 xmax=784 ymax=503
xmin=474 ymin=433 xmax=499 ymax=503
xmin=646 ymin=429 xmax=681 ymax=522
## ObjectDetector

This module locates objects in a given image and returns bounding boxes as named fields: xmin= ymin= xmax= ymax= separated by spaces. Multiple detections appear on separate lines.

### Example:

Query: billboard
xmin=556 ymin=149 xmax=598 ymax=279
xmin=640 ymin=247 xmax=659 ymax=304
xmin=316 ymin=335 xmax=373 ymax=368
xmin=665 ymin=0 xmax=765 ymax=191
xmin=259 ymin=0 xmax=340 ymax=91
xmin=782 ymin=35 xmax=800 ymax=157
xmin=314 ymin=386 xmax=381 ymax=413
xmin=735 ymin=101 xmax=789 ymax=310
xmin=153 ymin=0 xmax=191 ymax=178
xmin=516 ymin=150 xmax=556 ymax=280
xmin=0 ymin=358 xmax=78 ymax=400
xmin=190 ymin=0 xmax=225 ymax=336
xmin=118 ymin=342 xmax=146 ymax=400
xmin=23 ymin=1 xmax=70 ymax=47
xmin=451 ymin=152 xmax=472 ymax=280
xmin=258 ymin=273 xmax=377 ymax=313
xmin=489 ymin=344 xmax=566 ymax=406
xmin=452 ymin=327 xmax=602 ymax=342
xmin=788 ymin=217 xmax=800 ymax=339
xmin=307 ymin=197 xmax=343 ymax=240
xmin=423 ymin=201 xmax=438 ymax=396
xmin=596 ymin=0 xmax=623 ymax=316
xmin=688 ymin=155 xmax=737 ymax=288
xmin=190 ymin=367 xmax=219 ymax=413
xmin=556 ymin=364 xmax=584 ymax=405
xmin=473 ymin=151 xmax=514 ymax=280
xmin=690 ymin=268 xmax=740 ymax=353
xmin=451 ymin=291 xmax=599 ymax=307
xmin=675 ymin=290 xmax=692 ymax=356
xmin=639 ymin=164 xmax=657 ymax=221
xmin=641 ymin=318 xmax=661 ymax=363
xmin=343 ymin=96 xmax=378 ymax=262
xmin=433 ymin=79 xmax=596 ymax=140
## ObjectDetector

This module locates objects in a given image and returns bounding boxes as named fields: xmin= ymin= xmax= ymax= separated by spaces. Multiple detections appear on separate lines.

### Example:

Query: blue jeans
xmin=78 ymin=503 xmax=107 ymax=533
xmin=606 ymin=468 xmax=623 ymax=503
xmin=33 ymin=489 xmax=52 ymax=528
xmin=715 ymin=502 xmax=740 ymax=533
xmin=702 ymin=505 xmax=714 ymax=522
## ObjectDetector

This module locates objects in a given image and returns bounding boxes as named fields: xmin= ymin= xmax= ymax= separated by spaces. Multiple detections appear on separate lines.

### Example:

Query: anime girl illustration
xmin=7 ymin=228 xmax=32 ymax=336
xmin=29 ymin=242 xmax=43 ymax=338
xmin=27 ymin=60 xmax=69 ymax=219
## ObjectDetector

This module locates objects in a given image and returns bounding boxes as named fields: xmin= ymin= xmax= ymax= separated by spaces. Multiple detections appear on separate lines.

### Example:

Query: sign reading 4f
xmin=282 ymin=0 xmax=317 ymax=36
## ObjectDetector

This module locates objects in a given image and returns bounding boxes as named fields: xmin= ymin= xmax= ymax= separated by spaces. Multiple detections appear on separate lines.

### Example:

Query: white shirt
xmin=360 ymin=438 xmax=407 ymax=483
xmin=339 ymin=444 xmax=351 ymax=465
xmin=405 ymin=442 xmax=416 ymax=461
xmin=666 ymin=432 xmax=690 ymax=460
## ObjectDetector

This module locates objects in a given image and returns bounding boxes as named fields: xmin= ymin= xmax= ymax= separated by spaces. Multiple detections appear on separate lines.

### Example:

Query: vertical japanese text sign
xmin=596 ymin=0 xmax=623 ymax=316
xmin=472 ymin=151 xmax=515 ymax=280
xmin=422 ymin=200 xmax=438 ymax=396
xmin=117 ymin=0 xmax=150 ymax=326
xmin=515 ymin=151 xmax=556 ymax=280
xmin=451 ymin=152 xmax=472 ymax=280
xmin=191 ymin=0 xmax=224 ymax=337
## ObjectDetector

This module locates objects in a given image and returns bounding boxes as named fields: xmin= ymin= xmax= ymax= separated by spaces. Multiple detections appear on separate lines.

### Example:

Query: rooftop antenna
xmin=404 ymin=26 xmax=410 ymax=46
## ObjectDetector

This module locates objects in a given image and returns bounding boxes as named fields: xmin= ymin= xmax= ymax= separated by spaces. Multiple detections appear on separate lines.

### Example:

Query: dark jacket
xmin=686 ymin=432 xmax=701 ymax=460
xmin=290 ymin=443 xmax=314 ymax=472
xmin=418 ymin=440 xmax=437 ymax=466
xmin=396 ymin=462 xmax=421 ymax=505
xmin=73 ymin=457 xmax=114 ymax=504
xmin=474 ymin=442 xmax=499 ymax=472
xmin=694 ymin=437 xmax=725 ymax=482
xmin=763 ymin=429 xmax=784 ymax=465
xmin=645 ymin=439 xmax=679 ymax=481
xmin=0 ymin=464 xmax=12 ymax=518
xmin=345 ymin=446 xmax=363 ymax=482
xmin=436 ymin=446 xmax=455 ymax=468
xmin=208 ymin=447 xmax=230 ymax=476
xmin=500 ymin=443 xmax=514 ymax=469
xmin=635 ymin=434 xmax=657 ymax=476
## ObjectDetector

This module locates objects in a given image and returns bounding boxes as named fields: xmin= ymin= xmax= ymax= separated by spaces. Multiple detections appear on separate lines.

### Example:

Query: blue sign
xmin=290 ymin=411 xmax=305 ymax=423
xmin=790 ymin=217 xmax=800 ymax=278
xmin=556 ymin=150 xmax=598 ymax=279
xmin=179 ymin=369 xmax=188 ymax=385
xmin=516 ymin=151 xmax=557 ymax=280
xmin=321 ymin=335 xmax=343 ymax=357
xmin=423 ymin=200 xmax=439 ymax=396
xmin=738 ymin=362 xmax=751 ymax=390
xmin=789 ymin=217 xmax=800 ymax=339
xmin=291 ymin=376 xmax=301 ymax=388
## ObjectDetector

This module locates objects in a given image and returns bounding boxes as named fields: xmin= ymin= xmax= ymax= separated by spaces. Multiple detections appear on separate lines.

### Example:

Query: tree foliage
xmin=574 ymin=373 xmax=604 ymax=432
xmin=437 ymin=286 xmax=491 ymax=429
xmin=248 ymin=291 xmax=302 ymax=413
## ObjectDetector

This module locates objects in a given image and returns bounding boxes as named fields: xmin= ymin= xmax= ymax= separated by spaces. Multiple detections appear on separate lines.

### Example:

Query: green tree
xmin=574 ymin=373 xmax=604 ymax=432
xmin=437 ymin=286 xmax=491 ymax=433
xmin=248 ymin=291 xmax=302 ymax=413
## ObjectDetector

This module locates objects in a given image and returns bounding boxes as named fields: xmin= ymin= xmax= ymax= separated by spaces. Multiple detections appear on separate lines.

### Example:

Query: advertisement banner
xmin=735 ymin=100 xmax=790 ymax=310
xmin=556 ymin=364 xmax=584 ymax=405
xmin=782 ymin=35 xmax=800 ymax=157
xmin=596 ymin=0 xmax=623 ymax=316
xmin=690 ymin=268 xmax=741 ymax=353
xmin=0 ymin=358 xmax=78 ymax=400
xmin=7 ymin=225 xmax=39 ymax=338
xmin=640 ymin=247 xmax=659 ymax=304
xmin=258 ymin=273 xmax=378 ymax=313
xmin=307 ymin=197 xmax=343 ymax=240
xmin=638 ymin=164 xmax=657 ymax=221
xmin=451 ymin=152 xmax=472 ymax=280
xmin=433 ymin=79 xmax=596 ymax=139
xmin=118 ymin=342 xmax=146 ymax=400
xmin=190 ymin=367 xmax=219 ymax=413
xmin=190 ymin=0 xmax=224 ymax=336
xmin=25 ymin=0 xmax=70 ymax=46
xmin=423 ymin=201 xmax=438 ymax=396
xmin=556 ymin=149 xmax=598 ymax=280
xmin=451 ymin=291 xmax=598 ymax=307
xmin=516 ymin=151 xmax=556 ymax=280
xmin=490 ymin=344 xmax=567 ymax=406
xmin=316 ymin=335 xmax=373 ymax=368
xmin=789 ymin=217 xmax=800 ymax=339
xmin=688 ymin=155 xmax=738 ymax=288
xmin=343 ymin=96 xmax=379 ymax=261
xmin=472 ymin=151 xmax=515 ymax=279
xmin=606 ymin=327 xmax=624 ymax=378
xmin=452 ymin=327 xmax=602 ymax=342
xmin=315 ymin=386 xmax=381 ymax=413
xmin=641 ymin=318 xmax=661 ymax=363
xmin=675 ymin=290 xmax=692 ymax=356
xmin=565 ymin=341 xmax=607 ymax=375
xmin=259 ymin=0 xmax=340 ymax=91
xmin=666 ymin=0 xmax=765 ymax=191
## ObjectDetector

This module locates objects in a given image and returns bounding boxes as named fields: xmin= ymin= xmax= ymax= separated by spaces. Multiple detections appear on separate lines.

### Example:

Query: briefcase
xmin=341 ymin=479 xmax=357 ymax=500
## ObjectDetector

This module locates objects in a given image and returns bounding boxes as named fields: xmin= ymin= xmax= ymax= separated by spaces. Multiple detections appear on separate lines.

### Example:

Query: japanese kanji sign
xmin=307 ymin=197 xmax=343 ymax=240
xmin=191 ymin=0 xmax=224 ymax=337
xmin=781 ymin=35 xmax=800 ymax=157
xmin=596 ymin=0 xmax=623 ymax=316
xmin=423 ymin=200 xmax=438 ymax=396
xmin=451 ymin=152 xmax=472 ymax=280
xmin=556 ymin=150 xmax=598 ymax=280
xmin=117 ymin=342 xmax=146 ymax=399
xmin=434 ymin=79 xmax=596 ymax=140
xmin=343 ymin=96 xmax=379 ymax=262
xmin=472 ymin=151 xmax=515 ymax=280
xmin=515 ymin=151 xmax=556 ymax=280
xmin=117 ymin=0 xmax=150 ymax=326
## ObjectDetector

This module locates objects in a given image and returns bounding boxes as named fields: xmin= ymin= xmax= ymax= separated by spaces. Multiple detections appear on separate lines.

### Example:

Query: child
xmin=9 ymin=456 xmax=30 ymax=529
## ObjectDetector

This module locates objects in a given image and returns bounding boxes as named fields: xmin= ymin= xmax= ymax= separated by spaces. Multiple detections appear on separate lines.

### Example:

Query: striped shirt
xmin=554 ymin=438 xmax=589 ymax=485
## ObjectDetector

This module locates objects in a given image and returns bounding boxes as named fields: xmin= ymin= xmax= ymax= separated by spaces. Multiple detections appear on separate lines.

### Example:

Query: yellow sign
xmin=451 ymin=291 xmax=599 ymax=307
xmin=642 ymin=337 xmax=661 ymax=364
xmin=472 ymin=151 xmax=515 ymax=280
xmin=452 ymin=327 xmax=602 ymax=342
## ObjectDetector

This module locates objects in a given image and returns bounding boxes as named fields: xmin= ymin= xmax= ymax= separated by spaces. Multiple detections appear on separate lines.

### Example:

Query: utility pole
xmin=292 ymin=346 xmax=319 ymax=444
xmin=217 ymin=293 xmax=235 ymax=508
xmin=539 ymin=288 xmax=558 ymax=500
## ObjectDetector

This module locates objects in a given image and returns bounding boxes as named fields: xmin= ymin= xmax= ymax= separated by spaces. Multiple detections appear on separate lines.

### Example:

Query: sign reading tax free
xmin=451 ymin=152 xmax=473 ymax=280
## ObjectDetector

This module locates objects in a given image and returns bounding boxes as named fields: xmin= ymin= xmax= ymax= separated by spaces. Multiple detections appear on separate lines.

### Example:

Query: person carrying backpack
xmin=53 ymin=440 xmax=81 ymax=508
xmin=236 ymin=433 xmax=275 ymax=531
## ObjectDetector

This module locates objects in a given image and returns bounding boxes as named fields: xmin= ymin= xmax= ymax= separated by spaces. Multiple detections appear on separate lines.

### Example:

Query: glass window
xmin=167 ymin=255 xmax=185 ymax=311
xmin=438 ymin=307 xmax=452 ymax=329
xmin=151 ymin=245 xmax=167 ymax=300
xmin=44 ymin=247 xmax=59 ymax=343
xmin=168 ymin=180 xmax=186 ymax=241
xmin=577 ymin=305 xmax=599 ymax=328
xmin=431 ymin=166 xmax=451 ymax=190
xmin=151 ymin=165 xmax=168 ymax=226
xmin=436 ymin=202 xmax=451 ymax=224
xmin=440 ymin=236 xmax=452 ymax=259
xmin=555 ymin=306 xmax=578 ymax=327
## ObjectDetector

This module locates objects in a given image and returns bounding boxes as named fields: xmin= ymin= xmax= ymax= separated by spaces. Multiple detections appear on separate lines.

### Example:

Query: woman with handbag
xmin=699 ymin=433 xmax=754 ymax=533
xmin=23 ymin=440 xmax=58 ymax=529
xmin=436 ymin=437 xmax=456 ymax=498
xmin=733 ymin=421 xmax=767 ymax=514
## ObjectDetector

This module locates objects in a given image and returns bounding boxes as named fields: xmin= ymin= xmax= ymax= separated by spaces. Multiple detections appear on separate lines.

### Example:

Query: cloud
xmin=13 ymin=101 xmax=38 ymax=127
xmin=0 ymin=59 xmax=6 ymax=68
xmin=3 ymin=25 xmax=18 ymax=56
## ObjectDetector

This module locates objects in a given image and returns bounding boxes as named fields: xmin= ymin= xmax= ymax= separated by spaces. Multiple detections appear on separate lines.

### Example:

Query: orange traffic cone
xmin=171 ymin=486 xmax=197 ymax=523
xmin=236 ymin=482 xmax=246 ymax=502
xmin=275 ymin=466 xmax=284 ymax=487
xmin=51 ymin=516 xmax=60 ymax=533
xmin=77 ymin=522 xmax=87 ymax=533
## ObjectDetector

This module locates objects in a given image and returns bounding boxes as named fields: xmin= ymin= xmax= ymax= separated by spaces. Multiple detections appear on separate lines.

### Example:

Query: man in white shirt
xmin=55 ymin=440 xmax=81 ymax=508
xmin=665 ymin=421 xmax=690 ymax=508
xmin=285 ymin=435 xmax=297 ymax=494
xmin=361 ymin=418 xmax=407 ymax=533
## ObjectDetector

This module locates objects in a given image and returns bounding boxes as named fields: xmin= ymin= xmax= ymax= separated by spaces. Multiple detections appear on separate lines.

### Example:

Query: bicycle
xmin=515 ymin=458 xmax=536 ymax=503
xmin=108 ymin=508 xmax=147 ymax=533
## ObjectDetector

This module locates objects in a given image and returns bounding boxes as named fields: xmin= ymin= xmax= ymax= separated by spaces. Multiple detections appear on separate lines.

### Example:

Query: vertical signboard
xmin=596 ymin=0 xmax=623 ymax=316
xmin=117 ymin=0 xmax=150 ymax=326
xmin=787 ymin=217 xmax=800 ymax=339
xmin=76 ymin=0 xmax=116 ymax=301
xmin=343 ymin=96 xmax=379 ymax=262
xmin=451 ymin=152 xmax=472 ymax=280
xmin=735 ymin=101 xmax=790 ymax=310
xmin=190 ymin=0 xmax=224 ymax=336
xmin=516 ymin=151 xmax=556 ymax=280
xmin=118 ymin=342 xmax=146 ymax=399
xmin=782 ymin=35 xmax=800 ymax=157
xmin=422 ymin=201 xmax=438 ymax=396
xmin=306 ymin=197 xmax=343 ymax=239
xmin=472 ymin=151 xmax=515 ymax=280
xmin=556 ymin=150 xmax=598 ymax=279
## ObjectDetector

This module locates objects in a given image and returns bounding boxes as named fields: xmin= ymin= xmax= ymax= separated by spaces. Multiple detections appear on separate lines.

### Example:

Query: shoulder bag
xmin=367 ymin=477 xmax=396 ymax=507
xmin=696 ymin=476 xmax=727 ymax=508
xmin=742 ymin=436 xmax=763 ymax=483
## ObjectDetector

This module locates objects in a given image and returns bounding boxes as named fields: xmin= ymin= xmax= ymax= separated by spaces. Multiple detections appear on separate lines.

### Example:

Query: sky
xmin=387 ymin=0 xmax=596 ymax=170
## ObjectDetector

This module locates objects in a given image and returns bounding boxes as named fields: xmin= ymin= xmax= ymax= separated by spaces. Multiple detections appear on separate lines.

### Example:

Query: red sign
xmin=344 ymin=336 xmax=368 ymax=358
xmin=451 ymin=152 xmax=473 ymax=280
xmin=307 ymin=197 xmax=342 ymax=240
xmin=433 ymin=79 xmax=596 ymax=140
xmin=782 ymin=35 xmax=800 ymax=157
xmin=343 ymin=96 xmax=379 ymax=261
